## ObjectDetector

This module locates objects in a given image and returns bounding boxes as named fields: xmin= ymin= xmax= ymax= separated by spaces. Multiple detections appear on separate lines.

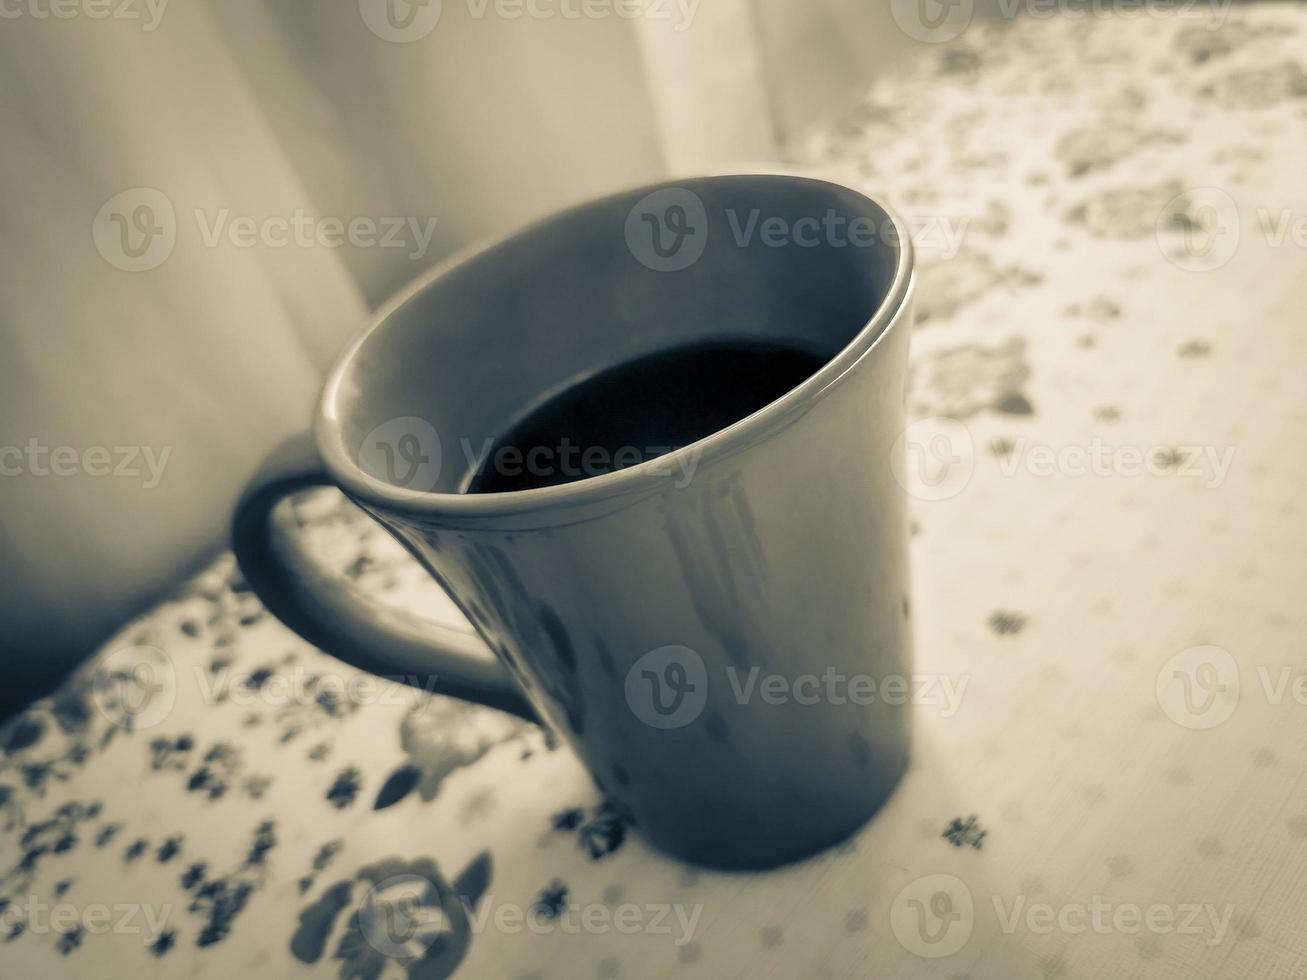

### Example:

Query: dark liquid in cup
xmin=464 ymin=340 xmax=827 ymax=494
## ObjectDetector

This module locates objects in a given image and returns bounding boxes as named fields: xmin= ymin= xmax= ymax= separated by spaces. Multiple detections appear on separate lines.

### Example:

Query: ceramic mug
xmin=232 ymin=174 xmax=916 ymax=869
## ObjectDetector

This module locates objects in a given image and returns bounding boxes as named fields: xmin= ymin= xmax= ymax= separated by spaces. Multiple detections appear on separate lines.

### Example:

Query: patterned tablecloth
xmin=5 ymin=6 xmax=1307 ymax=978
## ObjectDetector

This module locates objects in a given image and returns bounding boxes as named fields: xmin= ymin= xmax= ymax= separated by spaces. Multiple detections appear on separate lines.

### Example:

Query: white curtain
xmin=0 ymin=0 xmax=922 ymax=709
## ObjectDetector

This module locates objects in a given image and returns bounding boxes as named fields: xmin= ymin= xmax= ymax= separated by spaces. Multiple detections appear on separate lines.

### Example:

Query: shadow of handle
xmin=231 ymin=431 xmax=537 ymax=721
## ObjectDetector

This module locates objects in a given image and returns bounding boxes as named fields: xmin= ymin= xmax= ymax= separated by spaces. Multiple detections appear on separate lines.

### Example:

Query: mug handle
xmin=231 ymin=432 xmax=537 ymax=721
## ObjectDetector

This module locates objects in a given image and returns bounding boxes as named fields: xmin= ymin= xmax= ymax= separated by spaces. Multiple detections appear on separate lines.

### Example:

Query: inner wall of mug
xmin=335 ymin=175 xmax=902 ymax=492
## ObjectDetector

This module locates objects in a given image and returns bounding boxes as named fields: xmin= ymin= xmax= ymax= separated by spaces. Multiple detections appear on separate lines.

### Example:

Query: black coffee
xmin=464 ymin=340 xmax=827 ymax=494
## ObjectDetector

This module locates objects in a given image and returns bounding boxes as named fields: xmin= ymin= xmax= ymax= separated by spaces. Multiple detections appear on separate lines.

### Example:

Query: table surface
xmin=5 ymin=7 xmax=1307 ymax=978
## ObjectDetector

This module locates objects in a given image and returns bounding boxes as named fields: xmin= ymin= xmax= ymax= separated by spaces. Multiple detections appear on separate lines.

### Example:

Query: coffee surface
xmin=465 ymin=340 xmax=826 ymax=494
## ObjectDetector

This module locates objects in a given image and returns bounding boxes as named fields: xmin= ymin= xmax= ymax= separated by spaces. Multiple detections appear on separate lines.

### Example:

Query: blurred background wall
xmin=0 ymin=0 xmax=1002 ymax=716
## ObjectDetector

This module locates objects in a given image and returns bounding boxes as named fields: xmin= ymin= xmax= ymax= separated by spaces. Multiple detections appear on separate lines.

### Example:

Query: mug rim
xmin=317 ymin=172 xmax=916 ymax=518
